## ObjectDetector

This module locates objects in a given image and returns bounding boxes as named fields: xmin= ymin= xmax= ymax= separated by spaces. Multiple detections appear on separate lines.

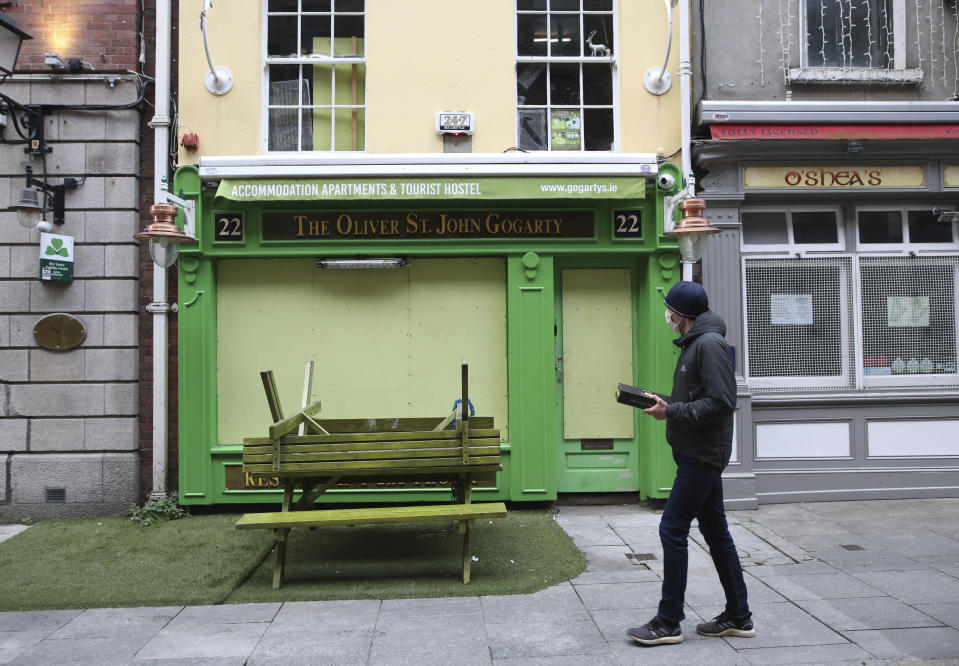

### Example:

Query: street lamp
xmin=14 ymin=162 xmax=79 ymax=229
xmin=665 ymin=197 xmax=720 ymax=264
xmin=0 ymin=11 xmax=31 ymax=77
xmin=135 ymin=202 xmax=194 ymax=268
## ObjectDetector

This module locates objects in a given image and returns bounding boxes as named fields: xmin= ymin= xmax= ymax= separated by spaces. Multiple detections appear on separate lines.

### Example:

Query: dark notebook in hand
xmin=616 ymin=383 xmax=668 ymax=409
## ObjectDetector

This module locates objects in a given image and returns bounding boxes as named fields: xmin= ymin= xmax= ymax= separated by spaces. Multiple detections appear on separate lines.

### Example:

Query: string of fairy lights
xmin=760 ymin=0 xmax=959 ymax=92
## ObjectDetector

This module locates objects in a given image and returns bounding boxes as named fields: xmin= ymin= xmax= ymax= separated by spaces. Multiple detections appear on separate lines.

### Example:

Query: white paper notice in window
xmin=887 ymin=296 xmax=930 ymax=327
xmin=770 ymin=294 xmax=814 ymax=325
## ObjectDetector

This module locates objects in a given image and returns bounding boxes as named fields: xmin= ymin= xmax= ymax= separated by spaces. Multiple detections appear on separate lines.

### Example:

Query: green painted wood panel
xmin=216 ymin=259 xmax=315 ymax=444
xmin=216 ymin=258 xmax=508 ymax=445
xmin=506 ymin=255 xmax=557 ymax=499
xmin=561 ymin=269 xmax=634 ymax=439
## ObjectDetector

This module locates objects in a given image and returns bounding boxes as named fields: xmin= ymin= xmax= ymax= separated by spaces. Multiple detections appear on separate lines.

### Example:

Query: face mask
xmin=665 ymin=309 xmax=681 ymax=333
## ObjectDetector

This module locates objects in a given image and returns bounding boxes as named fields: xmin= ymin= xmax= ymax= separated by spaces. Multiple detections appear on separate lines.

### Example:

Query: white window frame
xmin=740 ymin=206 xmax=846 ymax=253
xmin=790 ymin=0 xmax=920 ymax=84
xmin=514 ymin=0 xmax=619 ymax=152
xmin=742 ymin=204 xmax=959 ymax=393
xmin=857 ymin=254 xmax=959 ymax=389
xmin=856 ymin=205 xmax=959 ymax=252
xmin=262 ymin=1 xmax=366 ymax=153
xmin=741 ymin=255 xmax=854 ymax=391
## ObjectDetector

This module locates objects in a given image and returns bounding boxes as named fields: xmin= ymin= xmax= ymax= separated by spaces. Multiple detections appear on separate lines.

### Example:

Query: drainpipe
xmin=146 ymin=0 xmax=173 ymax=500
xmin=678 ymin=0 xmax=695 ymax=281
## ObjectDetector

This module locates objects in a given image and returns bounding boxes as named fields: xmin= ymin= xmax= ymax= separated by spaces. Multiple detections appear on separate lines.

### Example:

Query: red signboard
xmin=710 ymin=124 xmax=959 ymax=140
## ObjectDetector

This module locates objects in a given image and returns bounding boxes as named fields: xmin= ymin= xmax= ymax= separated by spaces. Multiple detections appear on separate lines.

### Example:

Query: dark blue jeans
xmin=657 ymin=452 xmax=750 ymax=626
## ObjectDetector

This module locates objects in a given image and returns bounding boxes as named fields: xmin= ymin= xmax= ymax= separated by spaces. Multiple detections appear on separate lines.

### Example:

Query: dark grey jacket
xmin=664 ymin=310 xmax=736 ymax=470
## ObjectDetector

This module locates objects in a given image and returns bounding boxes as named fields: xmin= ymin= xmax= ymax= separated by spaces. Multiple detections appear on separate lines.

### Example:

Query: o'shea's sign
xmin=744 ymin=165 xmax=925 ymax=190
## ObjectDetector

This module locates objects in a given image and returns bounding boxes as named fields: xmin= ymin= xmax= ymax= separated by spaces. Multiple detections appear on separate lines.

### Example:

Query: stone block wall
xmin=0 ymin=76 xmax=142 ymax=521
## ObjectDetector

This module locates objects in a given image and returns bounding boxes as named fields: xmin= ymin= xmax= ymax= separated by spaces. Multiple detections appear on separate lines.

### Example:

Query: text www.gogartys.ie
xmin=540 ymin=183 xmax=619 ymax=194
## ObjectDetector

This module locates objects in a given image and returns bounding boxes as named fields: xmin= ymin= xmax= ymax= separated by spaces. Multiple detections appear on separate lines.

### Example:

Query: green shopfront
xmin=173 ymin=155 xmax=685 ymax=506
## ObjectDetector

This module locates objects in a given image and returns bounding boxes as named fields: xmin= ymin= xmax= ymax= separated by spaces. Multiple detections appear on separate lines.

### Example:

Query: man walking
xmin=627 ymin=281 xmax=754 ymax=646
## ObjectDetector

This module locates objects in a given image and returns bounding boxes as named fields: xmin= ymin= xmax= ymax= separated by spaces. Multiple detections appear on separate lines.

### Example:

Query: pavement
xmin=2 ymin=498 xmax=959 ymax=665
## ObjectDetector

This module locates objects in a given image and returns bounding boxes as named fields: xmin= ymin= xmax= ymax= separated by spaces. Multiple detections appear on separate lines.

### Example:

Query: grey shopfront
xmin=692 ymin=128 xmax=959 ymax=507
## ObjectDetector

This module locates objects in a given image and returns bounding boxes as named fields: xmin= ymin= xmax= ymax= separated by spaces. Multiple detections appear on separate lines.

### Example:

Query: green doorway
xmin=555 ymin=265 xmax=640 ymax=492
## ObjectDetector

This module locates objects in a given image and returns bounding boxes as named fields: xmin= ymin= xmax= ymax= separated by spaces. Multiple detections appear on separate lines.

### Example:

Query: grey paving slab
xmin=247 ymin=626 xmax=372 ymax=665
xmin=167 ymin=603 xmax=280 ymax=626
xmin=379 ymin=596 xmax=481 ymax=616
xmin=611 ymin=632 xmax=744 ymax=665
xmin=607 ymin=525 xmax=660 ymax=548
xmin=0 ymin=526 xmax=29 ymax=545
xmin=0 ymin=630 xmax=49 ymax=665
xmin=131 ymin=659 xmax=246 ymax=665
xmin=561 ymin=524 xmax=628 ymax=547
xmin=482 ymin=584 xmax=592 ymax=625
xmin=756 ymin=571 xmax=886 ymax=601
xmin=747 ymin=561 xmax=840 ymax=578
xmin=790 ymin=532 xmax=888 ymax=553
xmin=576 ymin=545 xmax=636 ymax=572
xmin=494 ymin=653 xmax=619 ymax=665
xmin=371 ymin=611 xmax=488 ymax=651
xmin=50 ymin=607 xmax=180 ymax=639
xmin=813 ymin=551 xmax=929 ymax=573
xmin=915 ymin=554 xmax=959 ymax=577
xmin=914 ymin=604 xmax=959 ymax=630
xmin=858 ymin=529 xmax=959 ymax=557
xmin=734 ymin=520 xmax=814 ymax=564
xmin=843 ymin=626 xmax=959 ymax=660
xmin=370 ymin=645 xmax=492 ymax=665
xmin=693 ymin=602 xmax=847 ymax=649
xmin=603 ymin=512 xmax=662 ymax=529
xmin=269 ymin=599 xmax=380 ymax=631
xmin=570 ymin=568 xmax=661 ymax=585
xmin=486 ymin=618 xmax=608 ymax=660
xmin=0 ymin=610 xmax=81 ymax=632
xmin=11 ymin=635 xmax=150 ymax=665
xmin=741 ymin=517 xmax=848 ymax=538
xmin=134 ymin=621 xmax=270 ymax=661
xmin=853 ymin=569 xmax=959 ymax=605
xmin=573 ymin=581 xmax=663 ymax=611
xmin=795 ymin=596 xmax=945 ymax=631
xmin=737 ymin=642 xmax=874 ymax=665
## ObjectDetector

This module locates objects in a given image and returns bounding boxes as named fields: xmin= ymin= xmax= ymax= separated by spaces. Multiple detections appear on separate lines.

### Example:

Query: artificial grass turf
xmin=225 ymin=507 xmax=586 ymax=603
xmin=0 ymin=515 xmax=272 ymax=611
xmin=0 ymin=506 xmax=586 ymax=610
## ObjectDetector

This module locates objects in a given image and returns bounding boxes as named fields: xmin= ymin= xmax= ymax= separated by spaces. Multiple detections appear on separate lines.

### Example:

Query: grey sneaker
xmin=696 ymin=611 xmax=755 ymax=638
xmin=626 ymin=617 xmax=683 ymax=646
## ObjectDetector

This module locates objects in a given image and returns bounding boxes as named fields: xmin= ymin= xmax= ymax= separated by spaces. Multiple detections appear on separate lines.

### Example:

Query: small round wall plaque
xmin=33 ymin=313 xmax=86 ymax=351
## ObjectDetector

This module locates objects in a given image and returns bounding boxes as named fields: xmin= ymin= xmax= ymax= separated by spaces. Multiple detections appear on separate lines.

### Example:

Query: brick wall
xmin=10 ymin=0 xmax=141 ymax=72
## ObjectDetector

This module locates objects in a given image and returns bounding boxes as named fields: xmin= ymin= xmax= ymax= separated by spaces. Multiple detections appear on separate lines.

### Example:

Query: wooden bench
xmin=235 ymin=361 xmax=507 ymax=589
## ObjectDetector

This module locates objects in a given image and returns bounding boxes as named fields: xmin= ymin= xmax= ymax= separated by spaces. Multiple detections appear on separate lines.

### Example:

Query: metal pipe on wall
xmin=679 ymin=0 xmax=694 ymax=281
xmin=148 ymin=0 xmax=173 ymax=499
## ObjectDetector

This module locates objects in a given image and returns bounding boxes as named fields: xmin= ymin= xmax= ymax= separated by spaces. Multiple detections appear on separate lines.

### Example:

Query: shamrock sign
xmin=39 ymin=232 xmax=74 ymax=282
xmin=45 ymin=237 xmax=70 ymax=257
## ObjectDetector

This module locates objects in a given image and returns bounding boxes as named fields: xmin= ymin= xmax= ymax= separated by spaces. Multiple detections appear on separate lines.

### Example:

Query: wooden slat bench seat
xmin=236 ymin=502 xmax=507 ymax=530
xmin=235 ymin=361 xmax=506 ymax=589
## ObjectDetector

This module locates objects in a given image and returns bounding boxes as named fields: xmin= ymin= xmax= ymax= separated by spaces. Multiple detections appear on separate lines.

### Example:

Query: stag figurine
xmin=586 ymin=30 xmax=610 ymax=57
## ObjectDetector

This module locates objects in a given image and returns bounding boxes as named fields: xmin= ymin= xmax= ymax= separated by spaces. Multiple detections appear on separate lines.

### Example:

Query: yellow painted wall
xmin=365 ymin=1 xmax=516 ymax=153
xmin=216 ymin=258 xmax=509 ymax=444
xmin=617 ymin=0 xmax=682 ymax=155
xmin=177 ymin=0 xmax=679 ymax=159
xmin=177 ymin=0 xmax=262 ymax=162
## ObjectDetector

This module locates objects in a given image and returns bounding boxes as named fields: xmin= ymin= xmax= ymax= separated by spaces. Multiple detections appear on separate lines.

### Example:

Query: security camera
xmin=657 ymin=173 xmax=676 ymax=190
xmin=35 ymin=220 xmax=53 ymax=233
